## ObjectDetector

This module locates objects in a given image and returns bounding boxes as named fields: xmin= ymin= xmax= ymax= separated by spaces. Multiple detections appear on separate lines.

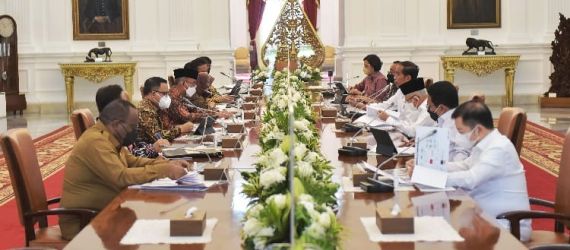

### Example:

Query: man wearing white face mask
xmin=379 ymin=77 xmax=435 ymax=137
xmin=161 ymin=69 xmax=207 ymax=129
xmin=408 ymin=100 xmax=532 ymax=241
xmin=137 ymin=77 xmax=194 ymax=144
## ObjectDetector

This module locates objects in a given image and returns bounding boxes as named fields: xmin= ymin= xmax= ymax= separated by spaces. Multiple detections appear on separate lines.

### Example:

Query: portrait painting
xmin=447 ymin=0 xmax=501 ymax=29
xmin=72 ymin=0 xmax=129 ymax=40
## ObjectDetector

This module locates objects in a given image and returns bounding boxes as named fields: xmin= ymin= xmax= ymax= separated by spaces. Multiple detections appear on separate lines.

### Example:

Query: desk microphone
xmin=361 ymin=129 xmax=438 ymax=193
xmin=366 ymin=83 xmax=393 ymax=101
xmin=338 ymin=116 xmax=381 ymax=156
xmin=181 ymin=97 xmax=217 ymax=142
xmin=220 ymin=71 xmax=235 ymax=80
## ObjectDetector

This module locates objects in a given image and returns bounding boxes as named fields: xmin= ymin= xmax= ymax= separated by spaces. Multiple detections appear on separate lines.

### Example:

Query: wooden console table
xmin=441 ymin=55 xmax=520 ymax=107
xmin=59 ymin=62 xmax=136 ymax=114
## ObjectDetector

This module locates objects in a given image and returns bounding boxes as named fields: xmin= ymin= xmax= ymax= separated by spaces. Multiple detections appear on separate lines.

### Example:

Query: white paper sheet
xmin=360 ymin=216 xmax=463 ymax=242
xmin=120 ymin=218 xmax=218 ymax=245
xmin=411 ymin=127 xmax=450 ymax=189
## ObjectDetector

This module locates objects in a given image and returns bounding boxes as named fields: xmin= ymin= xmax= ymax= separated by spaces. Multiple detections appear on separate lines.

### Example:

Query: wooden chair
xmin=497 ymin=128 xmax=570 ymax=248
xmin=70 ymin=109 xmax=95 ymax=140
xmin=497 ymin=107 xmax=527 ymax=155
xmin=234 ymin=47 xmax=251 ymax=74
xmin=0 ymin=129 xmax=97 ymax=249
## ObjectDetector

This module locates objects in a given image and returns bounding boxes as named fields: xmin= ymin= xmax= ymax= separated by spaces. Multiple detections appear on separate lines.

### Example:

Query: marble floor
xmin=0 ymin=103 xmax=569 ymax=140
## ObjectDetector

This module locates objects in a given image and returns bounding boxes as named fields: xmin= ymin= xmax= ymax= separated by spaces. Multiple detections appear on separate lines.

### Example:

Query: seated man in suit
xmin=426 ymin=81 xmax=471 ymax=161
xmin=95 ymin=84 xmax=169 ymax=158
xmin=60 ymin=99 xmax=189 ymax=240
xmin=137 ymin=77 xmax=194 ymax=143
xmin=407 ymin=100 xmax=531 ymax=241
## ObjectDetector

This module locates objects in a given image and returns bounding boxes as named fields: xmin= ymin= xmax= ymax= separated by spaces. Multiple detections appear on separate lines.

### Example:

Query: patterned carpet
xmin=0 ymin=126 xmax=75 ymax=205
xmin=521 ymin=121 xmax=565 ymax=177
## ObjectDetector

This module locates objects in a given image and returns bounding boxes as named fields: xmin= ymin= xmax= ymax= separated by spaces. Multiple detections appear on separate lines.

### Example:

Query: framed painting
xmin=72 ymin=0 xmax=129 ymax=40
xmin=447 ymin=0 xmax=501 ymax=29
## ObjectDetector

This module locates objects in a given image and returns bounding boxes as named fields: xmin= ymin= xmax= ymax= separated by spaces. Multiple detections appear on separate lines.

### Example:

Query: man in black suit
xmin=80 ymin=0 xmax=122 ymax=33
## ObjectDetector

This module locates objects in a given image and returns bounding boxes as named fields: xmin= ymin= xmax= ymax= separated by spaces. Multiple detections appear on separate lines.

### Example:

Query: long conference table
xmin=66 ymin=118 xmax=528 ymax=249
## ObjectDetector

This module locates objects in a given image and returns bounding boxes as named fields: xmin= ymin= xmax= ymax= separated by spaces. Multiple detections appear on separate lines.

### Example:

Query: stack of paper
xmin=129 ymin=171 xmax=215 ymax=192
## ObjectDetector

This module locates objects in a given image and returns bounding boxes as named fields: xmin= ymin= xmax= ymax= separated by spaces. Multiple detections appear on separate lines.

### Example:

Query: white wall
xmin=2 ymin=0 xmax=570 ymax=111
xmin=339 ymin=0 xmax=570 ymax=104
xmin=0 ymin=0 xmax=234 ymax=112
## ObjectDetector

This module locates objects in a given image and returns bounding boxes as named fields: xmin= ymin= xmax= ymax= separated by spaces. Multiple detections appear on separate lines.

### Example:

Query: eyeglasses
xmin=153 ymin=90 xmax=169 ymax=97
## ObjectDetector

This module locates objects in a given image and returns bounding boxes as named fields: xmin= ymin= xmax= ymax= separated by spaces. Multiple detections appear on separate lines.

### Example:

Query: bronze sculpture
xmin=463 ymin=37 xmax=496 ymax=55
xmin=545 ymin=13 xmax=570 ymax=97
xmin=85 ymin=47 xmax=112 ymax=62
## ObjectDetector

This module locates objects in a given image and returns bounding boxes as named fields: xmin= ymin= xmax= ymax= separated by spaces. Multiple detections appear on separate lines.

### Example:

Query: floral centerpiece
xmin=297 ymin=64 xmax=322 ymax=85
xmin=241 ymin=68 xmax=342 ymax=249
xmin=251 ymin=68 xmax=269 ymax=86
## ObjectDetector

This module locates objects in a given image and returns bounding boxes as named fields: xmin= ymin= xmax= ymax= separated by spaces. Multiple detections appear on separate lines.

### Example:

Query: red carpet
xmin=0 ymin=126 xmax=74 ymax=249
xmin=0 ymin=170 xmax=64 ymax=249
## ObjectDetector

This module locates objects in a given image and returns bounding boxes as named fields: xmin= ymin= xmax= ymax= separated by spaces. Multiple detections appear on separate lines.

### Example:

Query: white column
xmin=0 ymin=93 xmax=6 ymax=117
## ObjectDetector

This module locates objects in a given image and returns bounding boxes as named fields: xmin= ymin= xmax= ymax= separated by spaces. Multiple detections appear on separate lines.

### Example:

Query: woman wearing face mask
xmin=137 ymin=76 xmax=194 ymax=144
xmin=347 ymin=54 xmax=388 ymax=104
xmin=160 ymin=68 xmax=208 ymax=129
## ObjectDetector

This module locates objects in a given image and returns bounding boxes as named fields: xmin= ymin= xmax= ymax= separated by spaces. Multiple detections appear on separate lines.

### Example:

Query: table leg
xmin=124 ymin=74 xmax=134 ymax=101
xmin=505 ymin=67 xmax=516 ymax=107
xmin=64 ymin=75 xmax=75 ymax=114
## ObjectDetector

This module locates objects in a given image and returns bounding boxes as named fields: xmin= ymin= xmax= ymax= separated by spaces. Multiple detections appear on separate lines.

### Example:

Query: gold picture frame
xmin=447 ymin=0 xmax=501 ymax=29
xmin=72 ymin=0 xmax=129 ymax=40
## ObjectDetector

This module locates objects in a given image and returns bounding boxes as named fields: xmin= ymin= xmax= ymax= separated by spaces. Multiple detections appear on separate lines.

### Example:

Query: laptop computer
xmin=370 ymin=127 xmax=413 ymax=156
xmin=194 ymin=116 xmax=216 ymax=135
xmin=228 ymin=80 xmax=243 ymax=96
xmin=331 ymin=82 xmax=348 ymax=104
xmin=162 ymin=147 xmax=223 ymax=159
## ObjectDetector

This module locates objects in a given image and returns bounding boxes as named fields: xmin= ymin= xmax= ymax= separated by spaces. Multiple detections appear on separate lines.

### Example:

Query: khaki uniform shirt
xmin=60 ymin=122 xmax=172 ymax=240
xmin=137 ymin=98 xmax=182 ymax=143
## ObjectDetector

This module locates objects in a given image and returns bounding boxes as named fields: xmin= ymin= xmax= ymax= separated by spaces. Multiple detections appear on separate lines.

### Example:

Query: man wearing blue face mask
xmin=137 ymin=77 xmax=194 ymax=143
xmin=408 ymin=100 xmax=532 ymax=241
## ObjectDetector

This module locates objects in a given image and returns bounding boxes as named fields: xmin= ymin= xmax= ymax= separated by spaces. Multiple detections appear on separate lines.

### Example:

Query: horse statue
xmin=86 ymin=47 xmax=113 ymax=62
xmin=463 ymin=38 xmax=496 ymax=55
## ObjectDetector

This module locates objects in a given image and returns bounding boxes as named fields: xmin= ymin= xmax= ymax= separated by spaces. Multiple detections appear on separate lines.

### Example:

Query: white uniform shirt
xmin=386 ymin=98 xmax=435 ymax=137
xmin=446 ymin=129 xmax=532 ymax=241
xmin=437 ymin=108 xmax=470 ymax=161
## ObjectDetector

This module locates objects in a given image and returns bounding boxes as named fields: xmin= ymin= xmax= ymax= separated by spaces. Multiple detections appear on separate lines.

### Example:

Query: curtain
xmin=247 ymin=0 xmax=266 ymax=69
xmin=303 ymin=0 xmax=319 ymax=29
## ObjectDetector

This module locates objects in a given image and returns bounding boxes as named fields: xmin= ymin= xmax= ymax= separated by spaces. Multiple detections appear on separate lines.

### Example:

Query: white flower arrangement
xmin=241 ymin=68 xmax=341 ymax=250
xmin=259 ymin=167 xmax=286 ymax=188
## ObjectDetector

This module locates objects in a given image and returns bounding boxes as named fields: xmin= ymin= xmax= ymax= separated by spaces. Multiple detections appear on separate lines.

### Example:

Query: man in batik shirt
xmin=161 ymin=68 xmax=206 ymax=129
xmin=137 ymin=77 xmax=194 ymax=143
